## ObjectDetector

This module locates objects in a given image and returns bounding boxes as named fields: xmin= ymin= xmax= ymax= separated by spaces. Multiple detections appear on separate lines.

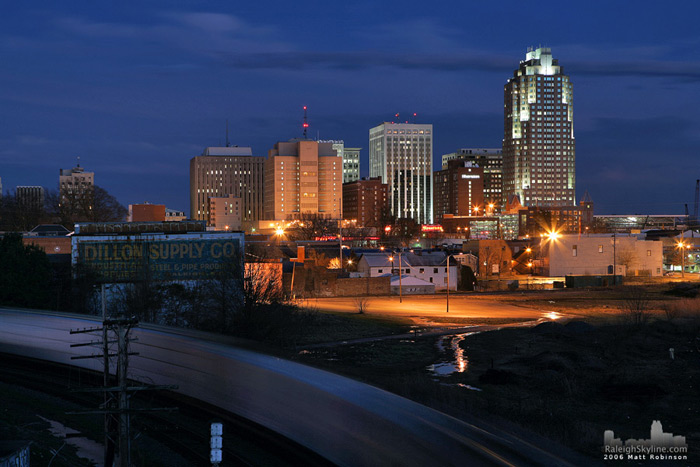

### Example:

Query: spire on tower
xmin=303 ymin=106 xmax=309 ymax=139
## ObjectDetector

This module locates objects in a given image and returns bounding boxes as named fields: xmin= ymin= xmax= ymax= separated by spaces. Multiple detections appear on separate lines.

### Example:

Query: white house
xmin=357 ymin=252 xmax=458 ymax=291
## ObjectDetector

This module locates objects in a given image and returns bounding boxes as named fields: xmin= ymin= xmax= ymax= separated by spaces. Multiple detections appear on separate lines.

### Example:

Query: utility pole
xmin=446 ymin=254 xmax=450 ymax=313
xmin=70 ymin=313 xmax=177 ymax=467
xmin=613 ymin=232 xmax=616 ymax=280
xmin=398 ymin=251 xmax=403 ymax=303
xmin=339 ymin=220 xmax=343 ymax=273
xmin=290 ymin=260 xmax=296 ymax=300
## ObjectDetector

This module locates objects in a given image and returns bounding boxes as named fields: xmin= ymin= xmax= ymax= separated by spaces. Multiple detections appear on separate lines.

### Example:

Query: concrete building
xmin=342 ymin=177 xmax=388 ymax=227
xmin=208 ymin=195 xmax=242 ymax=231
xmin=545 ymin=234 xmax=663 ymax=277
xmin=59 ymin=164 xmax=94 ymax=206
xmin=189 ymin=146 xmax=265 ymax=223
xmin=15 ymin=186 xmax=45 ymax=211
xmin=264 ymin=139 xmax=343 ymax=221
xmin=129 ymin=203 xmax=166 ymax=222
xmin=441 ymin=148 xmax=502 ymax=210
xmin=433 ymin=161 xmax=485 ymax=223
xmin=503 ymin=47 xmax=575 ymax=207
xmin=319 ymin=140 xmax=361 ymax=183
xmin=369 ymin=122 xmax=433 ymax=224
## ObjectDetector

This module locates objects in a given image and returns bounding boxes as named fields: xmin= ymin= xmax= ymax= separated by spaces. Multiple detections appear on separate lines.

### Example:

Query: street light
xmin=677 ymin=241 xmax=686 ymax=278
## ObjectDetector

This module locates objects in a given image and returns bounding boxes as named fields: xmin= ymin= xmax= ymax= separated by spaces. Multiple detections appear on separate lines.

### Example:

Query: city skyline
xmin=2 ymin=2 xmax=700 ymax=215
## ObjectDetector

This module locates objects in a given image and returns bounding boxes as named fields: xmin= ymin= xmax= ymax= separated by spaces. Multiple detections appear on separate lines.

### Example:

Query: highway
xmin=0 ymin=307 xmax=591 ymax=466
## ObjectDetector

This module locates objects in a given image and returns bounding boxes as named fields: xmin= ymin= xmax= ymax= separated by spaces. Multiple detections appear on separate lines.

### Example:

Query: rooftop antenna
xmin=225 ymin=120 xmax=230 ymax=147
xmin=412 ymin=112 xmax=417 ymax=123
xmin=303 ymin=106 xmax=309 ymax=139
xmin=76 ymin=156 xmax=81 ymax=168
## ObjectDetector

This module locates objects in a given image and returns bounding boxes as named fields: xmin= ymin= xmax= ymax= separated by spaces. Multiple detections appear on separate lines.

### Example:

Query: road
xmin=306 ymin=294 xmax=556 ymax=320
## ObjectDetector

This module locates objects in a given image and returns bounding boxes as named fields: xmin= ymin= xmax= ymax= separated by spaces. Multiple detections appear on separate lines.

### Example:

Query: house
xmin=357 ymin=251 xmax=458 ymax=291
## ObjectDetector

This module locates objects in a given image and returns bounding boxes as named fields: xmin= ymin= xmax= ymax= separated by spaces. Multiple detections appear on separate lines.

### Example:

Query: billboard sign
xmin=76 ymin=238 xmax=242 ymax=283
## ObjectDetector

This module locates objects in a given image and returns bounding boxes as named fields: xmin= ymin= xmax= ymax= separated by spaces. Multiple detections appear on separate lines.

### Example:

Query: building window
xmin=647 ymin=250 xmax=652 ymax=256
xmin=378 ymin=269 xmax=383 ymax=273
xmin=433 ymin=268 xmax=438 ymax=273
xmin=572 ymin=245 xmax=577 ymax=257
xmin=598 ymin=245 xmax=603 ymax=253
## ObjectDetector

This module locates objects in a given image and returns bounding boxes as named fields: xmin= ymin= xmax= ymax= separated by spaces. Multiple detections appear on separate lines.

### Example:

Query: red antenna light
xmin=303 ymin=106 xmax=309 ymax=138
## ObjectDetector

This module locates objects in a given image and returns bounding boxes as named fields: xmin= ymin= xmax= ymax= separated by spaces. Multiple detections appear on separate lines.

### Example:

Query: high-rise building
xmin=189 ymin=146 xmax=265 ymax=223
xmin=433 ymin=161 xmax=485 ymax=223
xmin=342 ymin=177 xmax=388 ymax=227
xmin=343 ymin=147 xmax=361 ymax=183
xmin=59 ymin=164 xmax=94 ymax=207
xmin=441 ymin=148 xmax=502 ymax=210
xmin=264 ymin=139 xmax=342 ymax=221
xmin=369 ymin=122 xmax=433 ymax=224
xmin=16 ymin=186 xmax=45 ymax=211
xmin=319 ymin=140 xmax=361 ymax=183
xmin=208 ymin=195 xmax=242 ymax=230
xmin=503 ymin=47 xmax=575 ymax=207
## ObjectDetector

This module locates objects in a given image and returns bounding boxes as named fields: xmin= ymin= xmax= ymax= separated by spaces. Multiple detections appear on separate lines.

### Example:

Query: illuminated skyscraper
xmin=369 ymin=122 xmax=433 ymax=224
xmin=189 ymin=146 xmax=264 ymax=223
xmin=264 ymin=139 xmax=342 ymax=221
xmin=503 ymin=47 xmax=575 ymax=207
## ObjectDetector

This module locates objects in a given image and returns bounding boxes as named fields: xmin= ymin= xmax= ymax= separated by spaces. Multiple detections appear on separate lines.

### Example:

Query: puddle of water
xmin=38 ymin=415 xmax=104 ymax=466
xmin=455 ymin=383 xmax=482 ymax=391
xmin=427 ymin=332 xmax=479 ymax=376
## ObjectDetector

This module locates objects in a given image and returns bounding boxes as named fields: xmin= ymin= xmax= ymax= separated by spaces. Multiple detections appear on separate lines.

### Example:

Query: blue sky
xmin=2 ymin=1 xmax=700 ymax=215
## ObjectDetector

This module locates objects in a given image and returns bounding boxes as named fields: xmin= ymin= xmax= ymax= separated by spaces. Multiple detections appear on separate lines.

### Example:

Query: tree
xmin=0 ymin=190 xmax=50 ymax=232
xmin=47 ymin=185 xmax=127 ymax=229
xmin=0 ymin=233 xmax=52 ymax=308
xmin=288 ymin=213 xmax=338 ymax=241
xmin=616 ymin=247 xmax=636 ymax=276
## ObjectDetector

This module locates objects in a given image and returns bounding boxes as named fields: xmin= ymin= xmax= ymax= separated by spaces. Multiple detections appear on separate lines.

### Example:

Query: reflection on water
xmin=546 ymin=311 xmax=562 ymax=320
xmin=427 ymin=333 xmax=477 ymax=376
xmin=39 ymin=415 xmax=103 ymax=465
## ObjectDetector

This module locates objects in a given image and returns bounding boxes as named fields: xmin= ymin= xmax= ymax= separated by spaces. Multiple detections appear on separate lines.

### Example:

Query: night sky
xmin=2 ymin=1 xmax=699 ymax=216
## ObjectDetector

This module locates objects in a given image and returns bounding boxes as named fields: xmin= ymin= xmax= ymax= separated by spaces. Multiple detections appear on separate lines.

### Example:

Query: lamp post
xmin=677 ymin=241 xmax=686 ymax=278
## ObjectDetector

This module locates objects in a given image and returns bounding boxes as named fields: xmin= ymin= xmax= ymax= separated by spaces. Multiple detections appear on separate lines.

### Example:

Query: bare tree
xmin=621 ymin=286 xmax=651 ymax=326
xmin=46 ymin=185 xmax=127 ymax=228
xmin=616 ymin=247 xmax=635 ymax=276
xmin=288 ymin=213 xmax=338 ymax=241
xmin=354 ymin=296 xmax=369 ymax=314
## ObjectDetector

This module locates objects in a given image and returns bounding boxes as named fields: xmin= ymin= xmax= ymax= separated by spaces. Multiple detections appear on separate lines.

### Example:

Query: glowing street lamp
xmin=677 ymin=241 xmax=687 ymax=278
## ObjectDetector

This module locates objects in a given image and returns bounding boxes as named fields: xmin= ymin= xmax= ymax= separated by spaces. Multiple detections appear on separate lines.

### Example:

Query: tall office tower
xmin=369 ymin=122 xmax=433 ymax=224
xmin=189 ymin=146 xmax=265 ymax=222
xmin=16 ymin=186 xmax=45 ymax=211
xmin=318 ymin=140 xmax=361 ymax=183
xmin=342 ymin=177 xmax=388 ymax=227
xmin=59 ymin=164 xmax=94 ymax=205
xmin=264 ymin=139 xmax=342 ymax=221
xmin=503 ymin=47 xmax=575 ymax=207
xmin=441 ymin=148 xmax=502 ymax=210
xmin=433 ymin=161 xmax=485 ymax=223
